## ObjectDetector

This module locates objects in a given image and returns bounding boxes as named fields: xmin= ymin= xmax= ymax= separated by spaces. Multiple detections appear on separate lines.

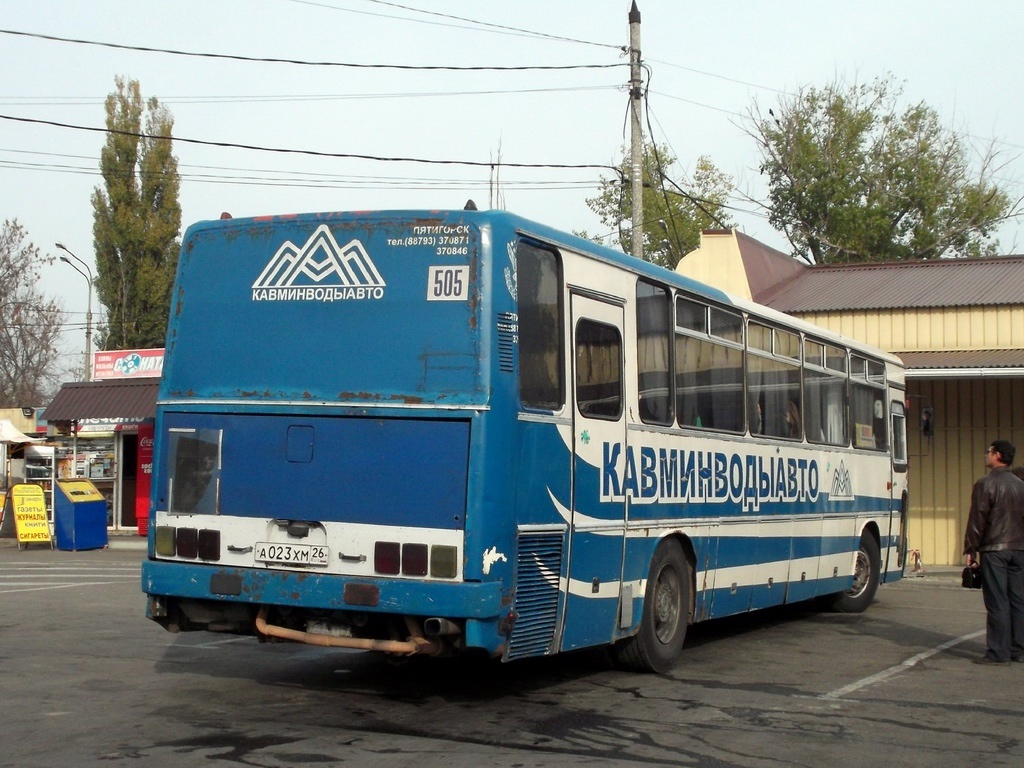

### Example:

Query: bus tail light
xmin=176 ymin=528 xmax=199 ymax=559
xmin=402 ymin=543 xmax=428 ymax=576
xmin=430 ymin=545 xmax=458 ymax=578
xmin=155 ymin=525 xmax=176 ymax=556
xmin=374 ymin=541 xmax=401 ymax=574
xmin=155 ymin=525 xmax=221 ymax=561
xmin=373 ymin=541 xmax=458 ymax=579
xmin=197 ymin=529 xmax=221 ymax=561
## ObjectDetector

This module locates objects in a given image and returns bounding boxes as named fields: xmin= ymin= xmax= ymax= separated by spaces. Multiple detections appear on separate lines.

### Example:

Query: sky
xmin=2 ymin=0 xmax=1022 ymax=373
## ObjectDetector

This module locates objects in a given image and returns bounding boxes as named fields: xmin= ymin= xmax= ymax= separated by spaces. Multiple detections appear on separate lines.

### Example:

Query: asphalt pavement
xmin=0 ymin=530 xmax=147 ymax=550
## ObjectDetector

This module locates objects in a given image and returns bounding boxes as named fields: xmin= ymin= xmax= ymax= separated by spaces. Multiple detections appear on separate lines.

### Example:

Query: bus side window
xmin=891 ymin=399 xmax=908 ymax=468
xmin=746 ymin=323 xmax=801 ymax=440
xmin=517 ymin=242 xmax=564 ymax=411
xmin=636 ymin=280 xmax=672 ymax=425
xmin=674 ymin=297 xmax=743 ymax=433
xmin=851 ymin=356 xmax=887 ymax=450
xmin=805 ymin=341 xmax=848 ymax=446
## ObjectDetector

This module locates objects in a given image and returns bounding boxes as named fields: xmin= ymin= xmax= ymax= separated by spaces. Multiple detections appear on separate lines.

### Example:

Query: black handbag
xmin=962 ymin=566 xmax=983 ymax=589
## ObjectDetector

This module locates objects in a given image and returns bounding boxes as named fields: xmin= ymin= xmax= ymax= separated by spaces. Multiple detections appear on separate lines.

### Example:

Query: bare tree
xmin=0 ymin=220 xmax=65 ymax=406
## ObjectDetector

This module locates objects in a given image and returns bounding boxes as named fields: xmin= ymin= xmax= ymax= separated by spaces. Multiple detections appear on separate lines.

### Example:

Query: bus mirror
xmin=921 ymin=406 xmax=935 ymax=438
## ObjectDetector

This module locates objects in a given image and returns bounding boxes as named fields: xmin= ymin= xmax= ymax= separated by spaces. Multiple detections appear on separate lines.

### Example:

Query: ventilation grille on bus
xmin=507 ymin=530 xmax=564 ymax=660
xmin=497 ymin=312 xmax=516 ymax=373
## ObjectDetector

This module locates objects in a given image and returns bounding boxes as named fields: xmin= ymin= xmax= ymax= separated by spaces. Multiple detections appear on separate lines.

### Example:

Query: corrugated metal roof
xmin=733 ymin=230 xmax=806 ymax=299
xmin=896 ymin=349 xmax=1024 ymax=370
xmin=43 ymin=379 xmax=159 ymax=422
xmin=754 ymin=256 xmax=1024 ymax=312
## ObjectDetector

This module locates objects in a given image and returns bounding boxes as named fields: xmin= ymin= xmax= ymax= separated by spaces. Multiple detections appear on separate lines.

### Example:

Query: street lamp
xmin=55 ymin=242 xmax=94 ymax=382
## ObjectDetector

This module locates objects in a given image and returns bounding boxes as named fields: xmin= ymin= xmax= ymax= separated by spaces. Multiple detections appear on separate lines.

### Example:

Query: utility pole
xmin=628 ymin=1 xmax=644 ymax=260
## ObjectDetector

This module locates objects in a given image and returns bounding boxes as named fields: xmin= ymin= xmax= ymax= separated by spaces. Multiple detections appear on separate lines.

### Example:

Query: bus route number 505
xmin=427 ymin=266 xmax=469 ymax=301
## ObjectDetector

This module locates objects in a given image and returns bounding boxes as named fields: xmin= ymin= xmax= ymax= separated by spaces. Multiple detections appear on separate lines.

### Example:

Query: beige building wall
xmin=674 ymin=231 xmax=754 ymax=300
xmin=0 ymin=407 xmax=38 ymax=435
xmin=905 ymin=378 xmax=1024 ymax=565
xmin=780 ymin=310 xmax=1024 ymax=566
xmin=795 ymin=307 xmax=1024 ymax=353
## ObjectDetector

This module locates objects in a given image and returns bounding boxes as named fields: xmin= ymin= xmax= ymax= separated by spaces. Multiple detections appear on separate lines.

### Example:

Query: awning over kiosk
xmin=43 ymin=379 xmax=159 ymax=422
xmin=0 ymin=419 xmax=42 ymax=443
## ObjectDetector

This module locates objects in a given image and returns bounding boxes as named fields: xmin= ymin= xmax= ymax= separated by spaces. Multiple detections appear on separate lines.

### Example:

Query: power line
xmin=309 ymin=0 xmax=623 ymax=50
xmin=641 ymin=91 xmax=730 ymax=231
xmin=641 ymin=98 xmax=761 ymax=219
xmin=0 ymin=83 xmax=622 ymax=107
xmin=0 ymin=112 xmax=618 ymax=173
xmin=0 ymin=147 xmax=601 ymax=185
xmin=0 ymin=28 xmax=625 ymax=72
xmin=646 ymin=57 xmax=789 ymax=95
xmin=0 ymin=158 xmax=603 ymax=193
xmin=648 ymin=89 xmax=746 ymax=118
xmin=0 ymin=145 xmax=607 ymax=198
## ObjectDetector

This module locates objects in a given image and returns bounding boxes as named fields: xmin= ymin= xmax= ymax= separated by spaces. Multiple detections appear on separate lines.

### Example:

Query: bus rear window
xmin=168 ymin=428 xmax=222 ymax=515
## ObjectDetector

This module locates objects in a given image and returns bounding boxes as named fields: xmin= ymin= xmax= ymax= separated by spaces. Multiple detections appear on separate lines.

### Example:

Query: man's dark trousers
xmin=980 ymin=549 xmax=1024 ymax=661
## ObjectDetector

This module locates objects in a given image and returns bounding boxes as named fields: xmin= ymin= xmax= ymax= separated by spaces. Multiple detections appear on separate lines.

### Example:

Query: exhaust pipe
xmin=423 ymin=617 xmax=462 ymax=637
xmin=255 ymin=607 xmax=439 ymax=656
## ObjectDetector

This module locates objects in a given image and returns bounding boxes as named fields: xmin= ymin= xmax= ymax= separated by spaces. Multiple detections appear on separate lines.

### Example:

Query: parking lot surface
xmin=1 ymin=542 xmax=1020 ymax=767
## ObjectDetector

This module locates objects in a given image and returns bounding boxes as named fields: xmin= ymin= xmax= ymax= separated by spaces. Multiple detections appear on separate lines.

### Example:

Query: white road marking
xmin=0 ymin=581 xmax=125 ymax=594
xmin=190 ymin=636 xmax=255 ymax=649
xmin=820 ymin=630 xmax=985 ymax=700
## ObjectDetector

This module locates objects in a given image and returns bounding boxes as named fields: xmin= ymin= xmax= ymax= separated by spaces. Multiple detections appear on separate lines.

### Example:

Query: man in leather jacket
xmin=963 ymin=439 xmax=1024 ymax=664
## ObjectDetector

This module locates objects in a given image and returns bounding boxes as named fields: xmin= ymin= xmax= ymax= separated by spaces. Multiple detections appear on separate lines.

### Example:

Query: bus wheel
xmin=613 ymin=538 xmax=689 ymax=673
xmin=830 ymin=533 xmax=880 ymax=613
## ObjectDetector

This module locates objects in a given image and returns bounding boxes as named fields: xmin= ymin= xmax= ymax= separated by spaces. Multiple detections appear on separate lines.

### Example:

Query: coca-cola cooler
xmin=136 ymin=422 xmax=154 ymax=536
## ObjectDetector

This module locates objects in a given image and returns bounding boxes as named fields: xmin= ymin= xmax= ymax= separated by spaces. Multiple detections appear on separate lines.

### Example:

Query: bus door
xmin=885 ymin=396 xmax=909 ymax=579
xmin=560 ymin=293 xmax=628 ymax=652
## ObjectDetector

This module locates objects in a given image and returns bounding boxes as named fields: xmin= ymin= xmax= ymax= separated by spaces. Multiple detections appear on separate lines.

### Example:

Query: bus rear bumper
xmin=141 ymin=559 xmax=505 ymax=619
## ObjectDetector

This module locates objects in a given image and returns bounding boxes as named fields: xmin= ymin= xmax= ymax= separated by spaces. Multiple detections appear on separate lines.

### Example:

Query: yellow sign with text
xmin=10 ymin=483 xmax=53 ymax=547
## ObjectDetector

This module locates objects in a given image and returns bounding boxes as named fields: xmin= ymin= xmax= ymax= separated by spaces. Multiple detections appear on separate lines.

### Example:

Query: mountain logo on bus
xmin=829 ymin=460 xmax=855 ymax=501
xmin=251 ymin=224 xmax=386 ymax=302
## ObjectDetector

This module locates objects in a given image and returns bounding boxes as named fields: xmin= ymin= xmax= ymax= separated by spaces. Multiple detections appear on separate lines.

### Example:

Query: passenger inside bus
xmin=786 ymin=399 xmax=801 ymax=439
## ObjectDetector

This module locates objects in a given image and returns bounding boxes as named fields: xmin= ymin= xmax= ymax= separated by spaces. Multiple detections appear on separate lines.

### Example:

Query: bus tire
xmin=830 ymin=532 xmax=880 ymax=613
xmin=613 ymin=538 xmax=689 ymax=673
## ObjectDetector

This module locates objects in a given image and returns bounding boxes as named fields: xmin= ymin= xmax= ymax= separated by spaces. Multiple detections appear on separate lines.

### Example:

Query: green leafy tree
xmin=92 ymin=76 xmax=181 ymax=349
xmin=0 ymin=220 xmax=64 ymax=405
xmin=748 ymin=75 xmax=1016 ymax=264
xmin=583 ymin=145 xmax=734 ymax=270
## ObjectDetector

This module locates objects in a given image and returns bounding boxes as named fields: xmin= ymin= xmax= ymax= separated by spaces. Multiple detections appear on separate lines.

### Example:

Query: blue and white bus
xmin=141 ymin=207 xmax=908 ymax=672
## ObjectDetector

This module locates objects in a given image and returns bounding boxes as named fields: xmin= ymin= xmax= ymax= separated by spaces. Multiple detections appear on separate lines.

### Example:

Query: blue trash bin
xmin=54 ymin=479 xmax=108 ymax=551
